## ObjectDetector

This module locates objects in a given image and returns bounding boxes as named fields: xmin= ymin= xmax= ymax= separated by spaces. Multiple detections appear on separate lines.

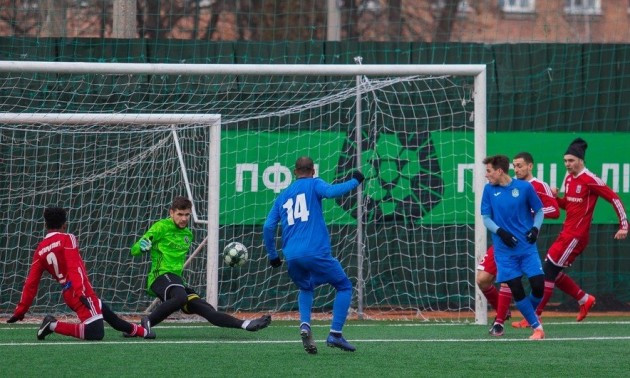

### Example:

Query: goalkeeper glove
xmin=526 ymin=227 xmax=539 ymax=244
xmin=496 ymin=228 xmax=518 ymax=248
xmin=139 ymin=238 xmax=152 ymax=252
xmin=351 ymin=171 xmax=365 ymax=184
xmin=6 ymin=314 xmax=24 ymax=323
xmin=269 ymin=257 xmax=283 ymax=268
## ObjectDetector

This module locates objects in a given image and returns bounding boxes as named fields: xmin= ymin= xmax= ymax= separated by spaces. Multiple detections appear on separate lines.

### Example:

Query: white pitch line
xmin=2 ymin=320 xmax=630 ymax=331
xmin=2 ymin=336 xmax=630 ymax=347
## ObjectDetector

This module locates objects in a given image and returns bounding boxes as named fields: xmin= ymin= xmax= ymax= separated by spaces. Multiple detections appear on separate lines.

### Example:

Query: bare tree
xmin=40 ymin=0 xmax=66 ymax=37
xmin=388 ymin=0 xmax=401 ymax=41
xmin=112 ymin=0 xmax=136 ymax=38
xmin=207 ymin=0 xmax=238 ymax=40
xmin=433 ymin=0 xmax=460 ymax=42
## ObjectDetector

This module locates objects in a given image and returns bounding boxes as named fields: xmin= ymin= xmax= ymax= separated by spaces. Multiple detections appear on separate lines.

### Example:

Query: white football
xmin=223 ymin=241 xmax=248 ymax=267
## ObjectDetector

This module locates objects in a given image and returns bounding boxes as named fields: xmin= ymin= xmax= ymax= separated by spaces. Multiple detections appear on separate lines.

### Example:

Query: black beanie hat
xmin=565 ymin=137 xmax=588 ymax=160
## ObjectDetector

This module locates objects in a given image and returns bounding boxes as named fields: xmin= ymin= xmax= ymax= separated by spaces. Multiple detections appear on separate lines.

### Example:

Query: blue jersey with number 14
xmin=263 ymin=177 xmax=359 ymax=261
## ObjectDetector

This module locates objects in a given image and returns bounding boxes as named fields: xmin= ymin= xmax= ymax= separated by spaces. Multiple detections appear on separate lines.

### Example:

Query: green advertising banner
xmin=221 ymin=132 xmax=630 ymax=225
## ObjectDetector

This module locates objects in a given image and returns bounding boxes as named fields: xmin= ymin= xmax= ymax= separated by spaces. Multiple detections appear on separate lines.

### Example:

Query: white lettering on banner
xmin=602 ymin=164 xmax=620 ymax=193
xmin=535 ymin=163 xmax=545 ymax=182
xmin=236 ymin=164 xmax=259 ymax=192
xmin=457 ymin=163 xmax=475 ymax=193
xmin=550 ymin=164 xmax=558 ymax=191
xmin=456 ymin=162 xmax=628 ymax=194
xmin=263 ymin=163 xmax=292 ymax=193
xmin=236 ymin=164 xmax=319 ymax=193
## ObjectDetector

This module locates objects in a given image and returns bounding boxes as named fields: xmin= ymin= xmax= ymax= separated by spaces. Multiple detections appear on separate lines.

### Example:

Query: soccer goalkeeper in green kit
xmin=131 ymin=196 xmax=271 ymax=335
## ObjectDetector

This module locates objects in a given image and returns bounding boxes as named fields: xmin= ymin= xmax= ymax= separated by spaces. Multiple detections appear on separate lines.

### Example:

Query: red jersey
xmin=557 ymin=168 xmax=628 ymax=237
xmin=14 ymin=231 xmax=96 ymax=317
xmin=529 ymin=177 xmax=560 ymax=219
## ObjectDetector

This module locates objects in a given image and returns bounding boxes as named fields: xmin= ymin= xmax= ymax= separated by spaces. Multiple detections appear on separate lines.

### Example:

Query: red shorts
xmin=546 ymin=233 xmax=589 ymax=267
xmin=476 ymin=245 xmax=497 ymax=276
xmin=63 ymin=291 xmax=103 ymax=324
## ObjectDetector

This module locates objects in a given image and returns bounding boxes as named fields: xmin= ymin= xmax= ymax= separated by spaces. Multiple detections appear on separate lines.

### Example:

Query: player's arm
xmin=131 ymin=222 xmax=163 ymax=256
xmin=589 ymin=183 xmax=629 ymax=236
xmin=480 ymin=186 xmax=518 ymax=248
xmin=10 ymin=256 xmax=45 ymax=321
xmin=314 ymin=172 xmax=363 ymax=199
xmin=553 ymin=186 xmax=567 ymax=209
xmin=58 ymin=234 xmax=90 ymax=302
xmin=537 ymin=182 xmax=560 ymax=219
xmin=263 ymin=202 xmax=283 ymax=267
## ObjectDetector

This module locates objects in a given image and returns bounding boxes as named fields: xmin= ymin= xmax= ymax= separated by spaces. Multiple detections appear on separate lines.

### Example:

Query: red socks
xmin=54 ymin=321 xmax=83 ymax=339
xmin=536 ymin=280 xmax=555 ymax=316
xmin=495 ymin=285 xmax=512 ymax=324
xmin=481 ymin=285 xmax=499 ymax=310
xmin=554 ymin=272 xmax=586 ymax=301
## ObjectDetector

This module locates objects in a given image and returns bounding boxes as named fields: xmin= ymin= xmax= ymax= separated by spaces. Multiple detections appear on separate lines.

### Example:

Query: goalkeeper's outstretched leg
xmin=183 ymin=290 xmax=271 ymax=331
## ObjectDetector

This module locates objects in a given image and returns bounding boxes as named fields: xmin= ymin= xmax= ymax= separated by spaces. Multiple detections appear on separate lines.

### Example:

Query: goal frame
xmin=0 ymin=61 xmax=488 ymax=324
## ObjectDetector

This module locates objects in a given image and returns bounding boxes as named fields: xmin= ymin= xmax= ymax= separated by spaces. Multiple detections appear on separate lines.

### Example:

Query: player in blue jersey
xmin=263 ymin=156 xmax=364 ymax=354
xmin=481 ymin=155 xmax=546 ymax=340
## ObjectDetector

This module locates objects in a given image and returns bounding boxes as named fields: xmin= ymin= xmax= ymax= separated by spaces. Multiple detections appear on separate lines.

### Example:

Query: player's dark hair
xmin=171 ymin=196 xmax=192 ymax=211
xmin=483 ymin=155 xmax=510 ymax=173
xmin=43 ymin=207 xmax=67 ymax=229
xmin=295 ymin=156 xmax=315 ymax=175
xmin=513 ymin=152 xmax=534 ymax=164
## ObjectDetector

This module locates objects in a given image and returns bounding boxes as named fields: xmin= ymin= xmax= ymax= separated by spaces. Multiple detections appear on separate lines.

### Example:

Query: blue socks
xmin=298 ymin=290 xmax=314 ymax=325
xmin=331 ymin=287 xmax=352 ymax=332
xmin=515 ymin=297 xmax=541 ymax=328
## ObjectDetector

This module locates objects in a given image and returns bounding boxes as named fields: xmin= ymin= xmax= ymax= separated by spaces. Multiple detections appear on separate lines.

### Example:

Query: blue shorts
xmin=287 ymin=253 xmax=350 ymax=291
xmin=494 ymin=247 xmax=544 ymax=283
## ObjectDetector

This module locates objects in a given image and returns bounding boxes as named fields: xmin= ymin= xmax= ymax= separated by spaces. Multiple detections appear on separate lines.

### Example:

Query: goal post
xmin=0 ymin=61 xmax=487 ymax=323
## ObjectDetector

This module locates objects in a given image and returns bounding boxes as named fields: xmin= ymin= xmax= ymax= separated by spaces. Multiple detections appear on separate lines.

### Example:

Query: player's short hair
xmin=43 ymin=207 xmax=67 ymax=229
xmin=170 ymin=196 xmax=192 ymax=211
xmin=295 ymin=156 xmax=315 ymax=175
xmin=513 ymin=152 xmax=534 ymax=164
xmin=483 ymin=155 xmax=510 ymax=173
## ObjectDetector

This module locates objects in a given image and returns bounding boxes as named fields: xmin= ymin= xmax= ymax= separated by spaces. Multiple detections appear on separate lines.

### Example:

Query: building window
xmin=501 ymin=0 xmax=536 ymax=13
xmin=564 ymin=0 xmax=602 ymax=15
xmin=434 ymin=0 xmax=472 ymax=14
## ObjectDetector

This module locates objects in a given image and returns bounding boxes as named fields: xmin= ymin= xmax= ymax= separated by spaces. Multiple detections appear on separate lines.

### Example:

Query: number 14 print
xmin=283 ymin=193 xmax=310 ymax=225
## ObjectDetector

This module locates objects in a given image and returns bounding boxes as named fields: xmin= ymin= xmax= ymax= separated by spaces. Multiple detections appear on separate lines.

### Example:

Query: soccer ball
xmin=223 ymin=241 xmax=248 ymax=267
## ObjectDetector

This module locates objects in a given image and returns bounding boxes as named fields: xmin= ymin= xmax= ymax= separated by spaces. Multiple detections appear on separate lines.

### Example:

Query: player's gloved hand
xmin=139 ymin=238 xmax=152 ymax=252
xmin=6 ymin=314 xmax=24 ymax=323
xmin=526 ymin=227 xmax=539 ymax=244
xmin=497 ymin=228 xmax=518 ymax=248
xmin=269 ymin=257 xmax=283 ymax=268
xmin=79 ymin=295 xmax=91 ymax=310
xmin=351 ymin=171 xmax=365 ymax=184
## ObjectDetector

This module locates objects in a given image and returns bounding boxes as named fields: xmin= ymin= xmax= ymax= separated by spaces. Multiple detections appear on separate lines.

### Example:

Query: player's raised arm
xmin=314 ymin=171 xmax=364 ymax=199
xmin=131 ymin=223 xmax=162 ymax=256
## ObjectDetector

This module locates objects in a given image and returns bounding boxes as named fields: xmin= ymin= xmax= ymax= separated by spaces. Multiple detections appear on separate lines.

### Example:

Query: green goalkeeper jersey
xmin=131 ymin=217 xmax=194 ymax=296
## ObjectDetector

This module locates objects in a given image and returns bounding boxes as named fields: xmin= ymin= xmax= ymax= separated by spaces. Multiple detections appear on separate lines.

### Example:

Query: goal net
xmin=0 ymin=62 xmax=487 ymax=322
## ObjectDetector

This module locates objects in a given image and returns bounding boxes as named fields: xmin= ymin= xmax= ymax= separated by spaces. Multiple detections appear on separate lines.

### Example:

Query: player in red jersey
xmin=7 ymin=207 xmax=154 ymax=340
xmin=512 ymin=138 xmax=628 ymax=328
xmin=480 ymin=151 xmax=560 ymax=336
